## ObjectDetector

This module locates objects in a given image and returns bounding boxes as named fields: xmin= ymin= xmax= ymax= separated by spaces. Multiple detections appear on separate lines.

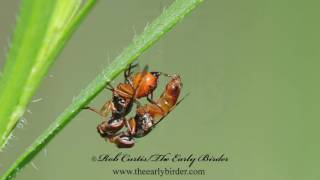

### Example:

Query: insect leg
xmin=83 ymin=106 xmax=104 ymax=116
xmin=124 ymin=63 xmax=139 ymax=83
xmin=147 ymin=94 xmax=165 ymax=114
xmin=83 ymin=101 xmax=114 ymax=120
xmin=125 ymin=118 xmax=137 ymax=136
xmin=105 ymin=84 xmax=114 ymax=91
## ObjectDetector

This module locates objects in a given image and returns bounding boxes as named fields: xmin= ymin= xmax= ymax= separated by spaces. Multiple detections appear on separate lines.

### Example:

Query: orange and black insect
xmin=85 ymin=63 xmax=170 ymax=137
xmin=105 ymin=64 xmax=168 ymax=118
xmin=108 ymin=74 xmax=185 ymax=148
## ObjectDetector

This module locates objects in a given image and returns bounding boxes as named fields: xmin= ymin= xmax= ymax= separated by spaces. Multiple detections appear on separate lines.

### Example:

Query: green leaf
xmin=0 ymin=0 xmax=98 ymax=151
xmin=0 ymin=0 xmax=203 ymax=179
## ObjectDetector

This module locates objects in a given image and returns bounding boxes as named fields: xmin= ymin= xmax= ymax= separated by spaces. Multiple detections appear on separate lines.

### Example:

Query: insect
xmin=85 ymin=63 xmax=170 ymax=137
xmin=108 ymin=74 xmax=185 ymax=148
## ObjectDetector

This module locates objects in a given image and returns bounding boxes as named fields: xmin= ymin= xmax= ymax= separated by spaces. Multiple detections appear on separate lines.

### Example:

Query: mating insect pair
xmin=85 ymin=64 xmax=184 ymax=148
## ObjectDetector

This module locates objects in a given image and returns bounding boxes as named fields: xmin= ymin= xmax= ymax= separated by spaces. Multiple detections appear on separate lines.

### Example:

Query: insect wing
xmin=151 ymin=92 xmax=190 ymax=128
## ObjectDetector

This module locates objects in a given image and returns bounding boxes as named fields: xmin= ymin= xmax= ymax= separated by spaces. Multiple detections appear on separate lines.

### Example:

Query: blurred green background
xmin=1 ymin=0 xmax=320 ymax=179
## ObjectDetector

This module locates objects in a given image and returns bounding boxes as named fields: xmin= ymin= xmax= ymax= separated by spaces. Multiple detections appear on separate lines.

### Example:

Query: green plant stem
xmin=0 ymin=0 xmax=98 ymax=150
xmin=0 ymin=0 xmax=203 ymax=179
